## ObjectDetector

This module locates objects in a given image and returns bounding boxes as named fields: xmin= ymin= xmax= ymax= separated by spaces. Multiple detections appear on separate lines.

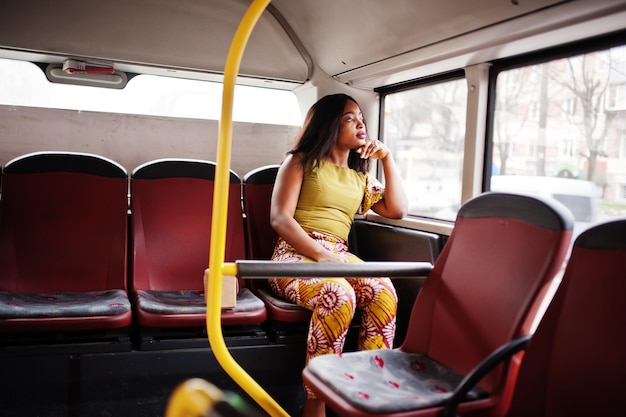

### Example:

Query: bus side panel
xmin=0 ymin=105 xmax=298 ymax=176
xmin=349 ymin=219 xmax=444 ymax=347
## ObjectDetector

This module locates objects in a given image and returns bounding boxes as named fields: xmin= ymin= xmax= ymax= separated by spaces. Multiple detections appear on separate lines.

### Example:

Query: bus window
xmin=383 ymin=77 xmax=467 ymax=220
xmin=490 ymin=43 xmax=626 ymax=235
xmin=0 ymin=58 xmax=301 ymax=126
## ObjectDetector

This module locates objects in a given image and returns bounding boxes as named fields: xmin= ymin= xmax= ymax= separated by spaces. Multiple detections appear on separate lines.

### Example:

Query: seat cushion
xmin=255 ymin=287 xmax=312 ymax=322
xmin=136 ymin=288 xmax=265 ymax=314
xmin=0 ymin=290 xmax=131 ymax=318
xmin=306 ymin=349 xmax=486 ymax=413
xmin=257 ymin=287 xmax=311 ymax=311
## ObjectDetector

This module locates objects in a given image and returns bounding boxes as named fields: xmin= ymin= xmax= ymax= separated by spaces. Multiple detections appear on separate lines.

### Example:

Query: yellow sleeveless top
xmin=294 ymin=160 xmax=368 ymax=241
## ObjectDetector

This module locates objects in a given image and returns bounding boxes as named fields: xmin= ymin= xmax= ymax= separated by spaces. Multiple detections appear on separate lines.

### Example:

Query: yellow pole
xmin=206 ymin=0 xmax=288 ymax=416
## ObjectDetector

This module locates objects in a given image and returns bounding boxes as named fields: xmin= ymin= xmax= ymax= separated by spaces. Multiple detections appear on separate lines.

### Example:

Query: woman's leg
xmin=295 ymin=276 xmax=395 ymax=417
xmin=270 ymin=236 xmax=358 ymax=363
xmin=269 ymin=235 xmax=360 ymax=416
xmin=271 ymin=276 xmax=356 ymax=399
xmin=350 ymin=277 xmax=398 ymax=350
xmin=301 ymin=277 xmax=357 ymax=361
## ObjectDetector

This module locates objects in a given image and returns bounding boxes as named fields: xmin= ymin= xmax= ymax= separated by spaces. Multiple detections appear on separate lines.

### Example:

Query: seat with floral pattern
xmin=303 ymin=192 xmax=574 ymax=417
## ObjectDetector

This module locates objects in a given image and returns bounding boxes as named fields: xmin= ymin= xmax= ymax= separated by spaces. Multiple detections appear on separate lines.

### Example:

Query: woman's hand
xmin=317 ymin=251 xmax=348 ymax=263
xmin=356 ymin=139 xmax=389 ymax=160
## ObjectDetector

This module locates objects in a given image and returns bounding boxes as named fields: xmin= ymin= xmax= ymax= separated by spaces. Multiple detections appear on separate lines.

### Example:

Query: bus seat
xmin=0 ymin=152 xmax=132 ymax=332
xmin=131 ymin=159 xmax=266 ymax=331
xmin=442 ymin=218 xmax=626 ymax=417
xmin=499 ymin=219 xmax=626 ymax=417
xmin=241 ymin=165 xmax=312 ymax=324
xmin=302 ymin=192 xmax=574 ymax=417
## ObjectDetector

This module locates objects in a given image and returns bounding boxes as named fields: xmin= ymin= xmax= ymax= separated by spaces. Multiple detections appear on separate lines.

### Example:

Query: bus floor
xmin=0 ymin=340 xmax=307 ymax=417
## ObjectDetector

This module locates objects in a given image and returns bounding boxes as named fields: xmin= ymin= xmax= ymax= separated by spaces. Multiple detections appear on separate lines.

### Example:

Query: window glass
xmin=383 ymin=79 xmax=467 ymax=220
xmin=0 ymin=58 xmax=300 ymax=125
xmin=491 ymin=44 xmax=626 ymax=237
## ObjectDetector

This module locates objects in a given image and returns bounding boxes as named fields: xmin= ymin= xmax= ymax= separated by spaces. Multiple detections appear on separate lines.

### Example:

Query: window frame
xmin=485 ymin=29 xmax=626 ymax=192
xmin=376 ymin=70 xmax=466 ymax=222
xmin=373 ymin=29 xmax=626 ymax=227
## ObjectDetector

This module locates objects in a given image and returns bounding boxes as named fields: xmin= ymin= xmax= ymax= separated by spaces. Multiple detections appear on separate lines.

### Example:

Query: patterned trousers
xmin=269 ymin=231 xmax=398 ymax=399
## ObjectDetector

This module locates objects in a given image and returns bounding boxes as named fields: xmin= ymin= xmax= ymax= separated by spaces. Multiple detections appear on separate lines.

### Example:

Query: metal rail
xmin=234 ymin=260 xmax=433 ymax=278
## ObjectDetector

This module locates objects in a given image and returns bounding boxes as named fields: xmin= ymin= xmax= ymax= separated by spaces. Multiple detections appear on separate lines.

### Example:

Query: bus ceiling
xmin=0 ymin=0 xmax=624 ymax=90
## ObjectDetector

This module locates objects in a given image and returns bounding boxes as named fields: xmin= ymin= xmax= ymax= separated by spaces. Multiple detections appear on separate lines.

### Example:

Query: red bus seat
xmin=131 ymin=159 xmax=266 ymax=330
xmin=440 ymin=218 xmax=626 ymax=417
xmin=497 ymin=219 xmax=626 ymax=417
xmin=0 ymin=152 xmax=131 ymax=332
xmin=303 ymin=192 xmax=574 ymax=417
xmin=242 ymin=164 xmax=312 ymax=323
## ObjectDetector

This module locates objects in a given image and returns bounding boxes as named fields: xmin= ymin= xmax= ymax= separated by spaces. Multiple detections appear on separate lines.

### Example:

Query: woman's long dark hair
xmin=289 ymin=93 xmax=370 ymax=174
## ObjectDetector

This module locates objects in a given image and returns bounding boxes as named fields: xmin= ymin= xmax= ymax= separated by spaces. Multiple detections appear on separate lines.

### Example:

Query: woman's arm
xmin=270 ymin=154 xmax=346 ymax=262
xmin=372 ymin=152 xmax=408 ymax=218
xmin=357 ymin=140 xmax=408 ymax=219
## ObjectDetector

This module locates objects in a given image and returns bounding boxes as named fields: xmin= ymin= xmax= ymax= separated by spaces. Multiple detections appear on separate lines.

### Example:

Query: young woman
xmin=269 ymin=93 xmax=408 ymax=417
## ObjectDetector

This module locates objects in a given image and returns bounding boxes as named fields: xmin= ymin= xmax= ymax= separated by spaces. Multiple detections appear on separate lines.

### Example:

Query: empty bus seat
xmin=0 ymin=152 xmax=132 ymax=333
xmin=303 ymin=192 xmax=574 ymax=417
xmin=241 ymin=165 xmax=312 ymax=324
xmin=443 ymin=218 xmax=626 ymax=417
xmin=131 ymin=159 xmax=266 ymax=331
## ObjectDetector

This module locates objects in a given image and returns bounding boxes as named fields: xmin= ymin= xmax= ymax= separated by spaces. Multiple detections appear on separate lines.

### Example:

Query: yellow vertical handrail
xmin=206 ymin=0 xmax=289 ymax=416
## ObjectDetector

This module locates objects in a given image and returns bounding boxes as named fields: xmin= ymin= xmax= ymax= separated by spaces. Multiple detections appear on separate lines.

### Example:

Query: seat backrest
xmin=241 ymin=164 xmax=313 ymax=324
xmin=0 ymin=151 xmax=129 ymax=293
xmin=401 ymin=192 xmax=574 ymax=393
xmin=241 ymin=165 xmax=280 ymax=260
xmin=506 ymin=219 xmax=626 ymax=417
xmin=131 ymin=159 xmax=246 ymax=292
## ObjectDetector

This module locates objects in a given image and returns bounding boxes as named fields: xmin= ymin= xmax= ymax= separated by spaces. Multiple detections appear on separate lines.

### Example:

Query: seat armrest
xmin=441 ymin=334 xmax=531 ymax=417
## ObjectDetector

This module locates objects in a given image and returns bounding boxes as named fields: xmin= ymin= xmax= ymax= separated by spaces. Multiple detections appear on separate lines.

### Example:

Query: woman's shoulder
xmin=283 ymin=152 xmax=303 ymax=167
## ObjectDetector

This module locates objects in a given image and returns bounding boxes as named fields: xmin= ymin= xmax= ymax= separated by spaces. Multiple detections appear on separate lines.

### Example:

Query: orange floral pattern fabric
xmin=269 ymin=231 xmax=398 ymax=399
xmin=359 ymin=175 xmax=385 ymax=214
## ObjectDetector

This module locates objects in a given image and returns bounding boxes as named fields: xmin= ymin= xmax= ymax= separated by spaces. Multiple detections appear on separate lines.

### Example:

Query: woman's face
xmin=336 ymin=100 xmax=367 ymax=150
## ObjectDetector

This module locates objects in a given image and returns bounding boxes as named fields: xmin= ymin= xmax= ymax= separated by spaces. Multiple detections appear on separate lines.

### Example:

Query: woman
xmin=269 ymin=93 xmax=408 ymax=417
